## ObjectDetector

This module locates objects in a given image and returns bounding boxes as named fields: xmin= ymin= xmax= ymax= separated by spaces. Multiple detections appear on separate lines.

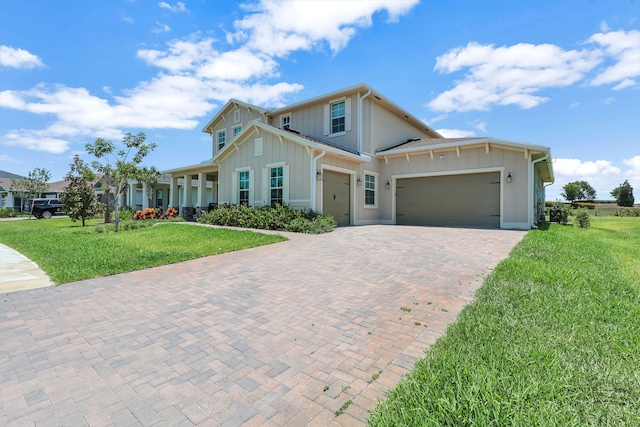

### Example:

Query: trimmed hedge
xmin=196 ymin=203 xmax=336 ymax=234
xmin=615 ymin=208 xmax=640 ymax=217
xmin=571 ymin=202 xmax=596 ymax=209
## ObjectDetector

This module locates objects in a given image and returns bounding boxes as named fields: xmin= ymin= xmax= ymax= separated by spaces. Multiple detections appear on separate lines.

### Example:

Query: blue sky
xmin=0 ymin=0 xmax=638 ymax=201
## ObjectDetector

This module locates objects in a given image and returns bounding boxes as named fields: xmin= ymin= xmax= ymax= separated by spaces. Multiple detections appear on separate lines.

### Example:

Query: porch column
xmin=181 ymin=174 xmax=192 ymax=217
xmin=170 ymin=176 xmax=179 ymax=209
xmin=212 ymin=181 xmax=218 ymax=204
xmin=196 ymin=173 xmax=207 ymax=212
xmin=142 ymin=182 xmax=148 ymax=210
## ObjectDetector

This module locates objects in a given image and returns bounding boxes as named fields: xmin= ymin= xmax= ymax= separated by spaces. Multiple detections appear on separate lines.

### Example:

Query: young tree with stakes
xmin=86 ymin=132 xmax=157 ymax=231
xmin=60 ymin=155 xmax=103 ymax=226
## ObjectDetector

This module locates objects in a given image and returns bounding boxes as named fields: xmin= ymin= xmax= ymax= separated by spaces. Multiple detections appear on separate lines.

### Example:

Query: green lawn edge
xmin=0 ymin=218 xmax=286 ymax=284
xmin=368 ymin=217 xmax=640 ymax=426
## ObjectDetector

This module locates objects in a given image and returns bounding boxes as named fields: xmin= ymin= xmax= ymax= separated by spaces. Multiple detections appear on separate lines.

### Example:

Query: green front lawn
xmin=0 ymin=218 xmax=286 ymax=284
xmin=368 ymin=217 xmax=640 ymax=426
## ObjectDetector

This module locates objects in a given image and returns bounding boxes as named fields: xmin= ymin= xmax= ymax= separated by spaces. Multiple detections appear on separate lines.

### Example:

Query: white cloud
xmin=428 ymin=42 xmax=601 ymax=112
xmin=427 ymin=27 xmax=639 ymax=113
xmin=436 ymin=128 xmax=476 ymax=138
xmin=0 ymin=154 xmax=21 ymax=163
xmin=548 ymin=158 xmax=623 ymax=200
xmin=0 ymin=1 xmax=416 ymax=154
xmin=152 ymin=22 xmax=171 ymax=33
xmin=121 ymin=14 xmax=134 ymax=24
xmin=587 ymin=28 xmax=640 ymax=88
xmin=230 ymin=0 xmax=419 ymax=56
xmin=159 ymin=1 xmax=187 ymax=13
xmin=3 ymin=131 xmax=70 ymax=154
xmin=472 ymin=120 xmax=487 ymax=132
xmin=623 ymin=156 xmax=640 ymax=192
xmin=604 ymin=97 xmax=615 ymax=105
xmin=0 ymin=46 xmax=44 ymax=69
xmin=570 ymin=102 xmax=579 ymax=108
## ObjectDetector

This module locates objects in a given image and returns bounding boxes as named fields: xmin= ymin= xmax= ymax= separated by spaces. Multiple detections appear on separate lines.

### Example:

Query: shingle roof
xmin=278 ymin=125 xmax=360 ymax=155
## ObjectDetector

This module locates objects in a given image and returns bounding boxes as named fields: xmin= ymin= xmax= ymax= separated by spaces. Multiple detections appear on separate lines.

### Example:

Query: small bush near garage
xmin=549 ymin=202 xmax=570 ymax=223
xmin=0 ymin=207 xmax=17 ymax=218
xmin=197 ymin=203 xmax=336 ymax=234
xmin=574 ymin=208 xmax=591 ymax=228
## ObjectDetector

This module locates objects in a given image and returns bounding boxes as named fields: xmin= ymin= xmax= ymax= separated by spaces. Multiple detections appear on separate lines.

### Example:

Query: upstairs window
xmin=270 ymin=166 xmax=283 ymax=206
xmin=331 ymin=101 xmax=345 ymax=134
xmin=233 ymin=126 xmax=242 ymax=138
xmin=281 ymin=114 xmax=291 ymax=130
xmin=217 ymin=131 xmax=226 ymax=151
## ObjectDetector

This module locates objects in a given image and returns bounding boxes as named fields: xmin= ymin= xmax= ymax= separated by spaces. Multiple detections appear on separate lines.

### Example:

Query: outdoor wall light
xmin=356 ymin=177 xmax=362 ymax=186
xmin=506 ymin=172 xmax=513 ymax=183
xmin=316 ymin=171 xmax=323 ymax=180
xmin=385 ymin=180 xmax=391 ymax=189
xmin=438 ymin=154 xmax=446 ymax=160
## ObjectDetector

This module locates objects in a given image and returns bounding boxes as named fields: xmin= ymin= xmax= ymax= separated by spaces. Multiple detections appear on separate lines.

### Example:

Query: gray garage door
xmin=322 ymin=170 xmax=351 ymax=226
xmin=396 ymin=172 xmax=500 ymax=228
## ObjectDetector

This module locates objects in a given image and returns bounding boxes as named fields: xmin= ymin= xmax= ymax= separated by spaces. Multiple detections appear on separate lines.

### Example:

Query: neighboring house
xmin=0 ymin=170 xmax=28 ymax=211
xmin=163 ymin=83 xmax=554 ymax=229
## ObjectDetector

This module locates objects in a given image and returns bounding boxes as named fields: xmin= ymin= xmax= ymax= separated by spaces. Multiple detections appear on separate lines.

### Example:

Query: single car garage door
xmin=396 ymin=172 xmax=500 ymax=228
xmin=322 ymin=170 xmax=351 ymax=226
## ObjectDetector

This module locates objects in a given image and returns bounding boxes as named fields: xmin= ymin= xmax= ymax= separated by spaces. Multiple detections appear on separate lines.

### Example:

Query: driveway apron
xmin=0 ymin=225 xmax=526 ymax=426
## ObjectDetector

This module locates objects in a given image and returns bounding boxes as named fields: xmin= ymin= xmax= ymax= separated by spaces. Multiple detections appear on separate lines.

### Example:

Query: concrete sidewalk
xmin=0 ymin=243 xmax=53 ymax=293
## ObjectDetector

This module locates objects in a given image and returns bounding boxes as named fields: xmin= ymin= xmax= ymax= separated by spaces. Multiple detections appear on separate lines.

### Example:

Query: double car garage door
xmin=396 ymin=172 xmax=500 ymax=228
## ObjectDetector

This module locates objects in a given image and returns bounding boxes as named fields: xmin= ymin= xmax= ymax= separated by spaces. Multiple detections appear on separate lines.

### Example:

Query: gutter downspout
xmin=530 ymin=153 xmax=549 ymax=229
xmin=311 ymin=150 xmax=326 ymax=211
xmin=358 ymin=90 xmax=371 ymax=154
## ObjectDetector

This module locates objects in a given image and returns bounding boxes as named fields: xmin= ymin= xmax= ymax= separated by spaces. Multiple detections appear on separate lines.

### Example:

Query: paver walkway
xmin=0 ymin=225 xmax=526 ymax=426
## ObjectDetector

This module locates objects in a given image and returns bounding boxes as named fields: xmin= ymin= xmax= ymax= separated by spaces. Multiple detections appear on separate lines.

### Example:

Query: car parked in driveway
xmin=30 ymin=199 xmax=66 ymax=219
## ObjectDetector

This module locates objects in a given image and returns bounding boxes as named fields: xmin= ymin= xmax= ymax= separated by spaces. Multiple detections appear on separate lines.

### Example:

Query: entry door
xmin=322 ymin=170 xmax=351 ymax=226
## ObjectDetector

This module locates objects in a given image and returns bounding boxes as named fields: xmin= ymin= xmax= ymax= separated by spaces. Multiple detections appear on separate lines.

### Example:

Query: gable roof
xmin=214 ymin=120 xmax=369 ymax=164
xmin=270 ymin=83 xmax=442 ymax=139
xmin=202 ymin=99 xmax=268 ymax=133
xmin=200 ymin=83 xmax=443 ymax=139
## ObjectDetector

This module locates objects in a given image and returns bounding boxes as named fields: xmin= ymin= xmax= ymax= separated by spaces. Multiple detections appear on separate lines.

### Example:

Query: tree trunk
xmin=104 ymin=187 xmax=112 ymax=223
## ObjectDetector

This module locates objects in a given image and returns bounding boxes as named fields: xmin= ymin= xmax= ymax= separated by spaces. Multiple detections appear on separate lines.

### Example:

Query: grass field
xmin=368 ymin=217 xmax=640 ymax=426
xmin=0 ymin=218 xmax=286 ymax=284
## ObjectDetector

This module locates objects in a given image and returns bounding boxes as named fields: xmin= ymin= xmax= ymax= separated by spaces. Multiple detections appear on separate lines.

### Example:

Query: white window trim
xmin=262 ymin=162 xmax=289 ymax=206
xmin=232 ymin=125 xmax=242 ymax=139
xmin=232 ymin=167 xmax=254 ymax=206
xmin=217 ymin=130 xmax=226 ymax=151
xmin=324 ymin=96 xmax=351 ymax=137
xmin=280 ymin=113 xmax=291 ymax=130
xmin=363 ymin=170 xmax=379 ymax=209
xmin=233 ymin=109 xmax=240 ymax=123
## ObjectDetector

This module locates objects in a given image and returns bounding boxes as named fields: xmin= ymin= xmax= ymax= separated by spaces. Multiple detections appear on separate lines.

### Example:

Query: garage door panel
xmin=396 ymin=172 xmax=500 ymax=228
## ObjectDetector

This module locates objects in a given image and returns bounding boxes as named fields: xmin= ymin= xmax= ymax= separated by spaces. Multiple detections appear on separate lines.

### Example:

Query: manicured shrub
xmin=197 ymin=203 xmax=336 ymax=234
xmin=615 ymin=208 xmax=640 ymax=217
xmin=0 ymin=207 xmax=17 ymax=218
xmin=162 ymin=207 xmax=178 ymax=219
xmin=574 ymin=208 xmax=591 ymax=228
xmin=571 ymin=202 xmax=596 ymax=209
xmin=134 ymin=207 xmax=157 ymax=220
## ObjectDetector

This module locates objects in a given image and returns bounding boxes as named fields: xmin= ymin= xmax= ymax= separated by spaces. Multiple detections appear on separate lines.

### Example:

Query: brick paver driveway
xmin=1 ymin=225 xmax=525 ymax=426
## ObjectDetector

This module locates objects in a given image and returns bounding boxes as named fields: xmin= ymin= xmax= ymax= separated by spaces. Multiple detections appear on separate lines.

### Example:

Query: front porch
xmin=163 ymin=163 xmax=218 ymax=220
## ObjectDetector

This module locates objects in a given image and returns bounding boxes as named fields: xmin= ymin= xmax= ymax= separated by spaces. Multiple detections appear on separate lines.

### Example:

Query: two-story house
xmin=164 ymin=83 xmax=554 ymax=229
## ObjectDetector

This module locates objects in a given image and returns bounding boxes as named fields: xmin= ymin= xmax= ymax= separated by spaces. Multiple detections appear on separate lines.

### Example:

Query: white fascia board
xmin=162 ymin=162 xmax=217 ymax=175
xmin=377 ymin=138 xmax=550 ymax=157
xmin=201 ymin=99 xmax=269 ymax=133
